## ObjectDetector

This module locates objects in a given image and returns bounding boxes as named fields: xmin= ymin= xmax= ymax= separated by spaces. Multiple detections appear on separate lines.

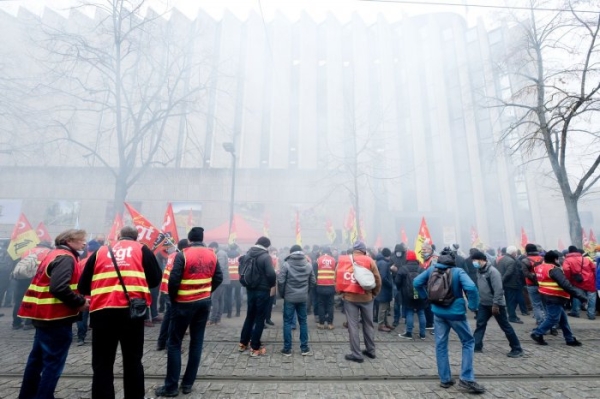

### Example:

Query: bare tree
xmin=493 ymin=0 xmax=600 ymax=247
xmin=9 ymin=0 xmax=212 ymax=215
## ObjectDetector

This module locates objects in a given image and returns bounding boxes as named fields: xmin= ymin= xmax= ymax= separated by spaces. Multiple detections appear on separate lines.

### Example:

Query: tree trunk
xmin=113 ymin=176 xmax=129 ymax=216
xmin=562 ymin=192 xmax=583 ymax=248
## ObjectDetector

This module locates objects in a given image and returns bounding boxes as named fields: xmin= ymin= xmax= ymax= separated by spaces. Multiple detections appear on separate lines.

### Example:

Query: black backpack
xmin=405 ymin=266 xmax=422 ymax=300
xmin=239 ymin=255 xmax=262 ymax=289
xmin=427 ymin=268 xmax=455 ymax=306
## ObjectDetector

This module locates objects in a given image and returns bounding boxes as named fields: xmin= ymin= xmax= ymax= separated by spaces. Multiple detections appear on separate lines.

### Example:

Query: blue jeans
xmin=526 ymin=286 xmax=545 ymax=324
xmin=571 ymin=291 xmax=597 ymax=319
xmin=164 ymin=299 xmax=211 ymax=392
xmin=240 ymin=290 xmax=270 ymax=350
xmin=393 ymin=290 xmax=402 ymax=324
xmin=405 ymin=308 xmax=425 ymax=337
xmin=157 ymin=298 xmax=172 ymax=349
xmin=19 ymin=325 xmax=73 ymax=399
xmin=434 ymin=315 xmax=475 ymax=383
xmin=283 ymin=301 xmax=309 ymax=352
xmin=533 ymin=302 xmax=575 ymax=342
xmin=504 ymin=288 xmax=520 ymax=320
xmin=77 ymin=310 xmax=89 ymax=341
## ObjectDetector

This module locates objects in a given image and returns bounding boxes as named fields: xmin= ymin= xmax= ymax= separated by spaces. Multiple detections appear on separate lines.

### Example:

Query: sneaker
xmin=425 ymin=326 xmax=434 ymax=330
xmin=238 ymin=343 xmax=248 ymax=352
xmin=152 ymin=316 xmax=163 ymax=323
xmin=550 ymin=327 xmax=559 ymax=336
xmin=419 ymin=335 xmax=426 ymax=340
xmin=316 ymin=323 xmax=325 ymax=330
xmin=77 ymin=339 xmax=85 ymax=346
xmin=154 ymin=386 xmax=179 ymax=397
xmin=392 ymin=321 xmax=399 ymax=328
xmin=440 ymin=379 xmax=455 ymax=389
xmin=181 ymin=386 xmax=192 ymax=394
xmin=361 ymin=349 xmax=376 ymax=359
xmin=327 ymin=324 xmax=335 ymax=330
xmin=378 ymin=325 xmax=392 ymax=332
xmin=458 ymin=379 xmax=486 ymax=394
xmin=509 ymin=318 xmax=524 ymax=324
xmin=588 ymin=316 xmax=596 ymax=320
xmin=344 ymin=354 xmax=364 ymax=363
xmin=23 ymin=324 xmax=34 ymax=331
xmin=568 ymin=313 xmax=580 ymax=318
xmin=301 ymin=349 xmax=312 ymax=356
xmin=530 ymin=333 xmax=548 ymax=346
xmin=281 ymin=348 xmax=292 ymax=356
xmin=474 ymin=348 xmax=483 ymax=353
xmin=12 ymin=325 xmax=23 ymax=330
xmin=156 ymin=344 xmax=166 ymax=351
xmin=265 ymin=319 xmax=275 ymax=326
xmin=399 ymin=332 xmax=413 ymax=339
xmin=566 ymin=338 xmax=583 ymax=347
xmin=250 ymin=347 xmax=267 ymax=357
xmin=507 ymin=349 xmax=524 ymax=358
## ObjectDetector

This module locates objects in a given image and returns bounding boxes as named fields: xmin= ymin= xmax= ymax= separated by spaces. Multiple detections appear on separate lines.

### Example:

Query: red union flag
xmin=470 ymin=226 xmax=482 ymax=248
xmin=414 ymin=217 xmax=433 ymax=263
xmin=8 ymin=213 xmax=40 ymax=260
xmin=325 ymin=219 xmax=337 ymax=243
xmin=400 ymin=227 xmax=408 ymax=245
xmin=582 ymin=228 xmax=589 ymax=249
xmin=124 ymin=202 xmax=166 ymax=253
xmin=107 ymin=213 xmax=123 ymax=244
xmin=36 ymin=222 xmax=52 ymax=243
xmin=558 ymin=239 xmax=566 ymax=252
xmin=589 ymin=229 xmax=597 ymax=250
xmin=161 ymin=203 xmax=179 ymax=250
xmin=295 ymin=211 xmax=302 ymax=245
xmin=520 ymin=227 xmax=528 ymax=251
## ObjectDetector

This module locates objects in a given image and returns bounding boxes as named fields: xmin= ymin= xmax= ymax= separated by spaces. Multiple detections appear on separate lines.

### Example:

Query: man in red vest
xmin=78 ymin=226 xmax=161 ymax=399
xmin=315 ymin=247 xmax=337 ymax=329
xmin=155 ymin=227 xmax=223 ymax=397
xmin=18 ymin=229 xmax=89 ymax=399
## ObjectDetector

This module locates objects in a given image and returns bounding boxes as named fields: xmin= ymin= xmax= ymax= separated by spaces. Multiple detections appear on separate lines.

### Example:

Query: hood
xmin=247 ymin=245 xmax=268 ymax=258
xmin=393 ymin=244 xmax=406 ymax=253
xmin=565 ymin=252 xmax=582 ymax=259
xmin=376 ymin=253 xmax=385 ymax=261
xmin=285 ymin=251 xmax=310 ymax=269
xmin=227 ymin=248 xmax=241 ymax=258
xmin=285 ymin=251 xmax=306 ymax=261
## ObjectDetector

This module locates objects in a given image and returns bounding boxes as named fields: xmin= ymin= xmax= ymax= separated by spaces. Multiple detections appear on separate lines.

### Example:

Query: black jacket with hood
xmin=239 ymin=245 xmax=276 ymax=292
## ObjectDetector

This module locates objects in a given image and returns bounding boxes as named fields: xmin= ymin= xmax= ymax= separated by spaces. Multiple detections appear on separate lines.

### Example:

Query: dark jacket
xmin=519 ymin=253 xmax=543 ymax=286
xmin=475 ymin=264 xmax=505 ymax=307
xmin=544 ymin=264 xmax=587 ymax=305
xmin=168 ymin=242 xmax=223 ymax=302
xmin=495 ymin=254 xmax=522 ymax=289
xmin=390 ymin=244 xmax=407 ymax=268
xmin=239 ymin=245 xmax=276 ymax=292
xmin=277 ymin=251 xmax=315 ymax=303
xmin=463 ymin=256 xmax=478 ymax=284
xmin=375 ymin=254 xmax=393 ymax=303
xmin=34 ymin=245 xmax=87 ymax=328
xmin=395 ymin=260 xmax=426 ymax=310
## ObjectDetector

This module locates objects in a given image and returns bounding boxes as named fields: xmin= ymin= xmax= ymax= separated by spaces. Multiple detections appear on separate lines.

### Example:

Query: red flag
xmin=582 ymin=228 xmax=589 ymax=248
xmin=161 ymin=203 xmax=179 ymax=249
xmin=325 ymin=219 xmax=337 ymax=243
xmin=8 ymin=213 xmax=40 ymax=260
xmin=374 ymin=235 xmax=382 ymax=249
xmin=400 ymin=227 xmax=408 ymax=245
xmin=414 ymin=218 xmax=433 ymax=263
xmin=107 ymin=213 xmax=123 ymax=244
xmin=124 ymin=202 xmax=166 ymax=253
xmin=558 ymin=239 xmax=566 ymax=252
xmin=263 ymin=214 xmax=270 ymax=238
xmin=520 ymin=227 xmax=528 ymax=251
xmin=295 ymin=211 xmax=302 ymax=245
xmin=36 ymin=222 xmax=52 ymax=243
xmin=470 ymin=226 xmax=482 ymax=248
xmin=186 ymin=208 xmax=194 ymax=233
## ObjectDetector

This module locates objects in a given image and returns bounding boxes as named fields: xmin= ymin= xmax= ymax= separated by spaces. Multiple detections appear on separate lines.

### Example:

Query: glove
xmin=492 ymin=305 xmax=500 ymax=316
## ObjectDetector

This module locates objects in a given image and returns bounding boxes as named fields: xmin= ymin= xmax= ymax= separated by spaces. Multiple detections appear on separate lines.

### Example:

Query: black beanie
xmin=290 ymin=245 xmax=303 ymax=253
xmin=544 ymin=250 xmax=560 ymax=263
xmin=568 ymin=245 xmax=579 ymax=253
xmin=525 ymin=243 xmax=538 ymax=254
xmin=188 ymin=227 xmax=204 ymax=242
xmin=471 ymin=251 xmax=487 ymax=261
xmin=256 ymin=236 xmax=271 ymax=248
xmin=381 ymin=248 xmax=391 ymax=257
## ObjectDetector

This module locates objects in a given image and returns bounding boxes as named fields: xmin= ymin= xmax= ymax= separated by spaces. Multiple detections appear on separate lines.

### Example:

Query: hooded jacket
xmin=215 ymin=248 xmax=230 ymax=285
xmin=475 ymin=263 xmax=505 ymax=307
xmin=562 ymin=252 xmax=596 ymax=292
xmin=395 ymin=259 xmax=426 ymax=309
xmin=496 ymin=254 xmax=522 ymax=289
xmin=239 ymin=245 xmax=276 ymax=292
xmin=375 ymin=253 xmax=394 ymax=303
xmin=391 ymin=244 xmax=407 ymax=268
xmin=277 ymin=251 xmax=316 ymax=303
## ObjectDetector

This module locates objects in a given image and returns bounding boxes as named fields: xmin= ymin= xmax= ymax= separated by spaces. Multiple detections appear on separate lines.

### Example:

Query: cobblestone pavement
xmin=0 ymin=305 xmax=599 ymax=398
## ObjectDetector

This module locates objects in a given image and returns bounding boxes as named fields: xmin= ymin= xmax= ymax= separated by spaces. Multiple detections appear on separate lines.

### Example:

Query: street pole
xmin=223 ymin=142 xmax=236 ymax=242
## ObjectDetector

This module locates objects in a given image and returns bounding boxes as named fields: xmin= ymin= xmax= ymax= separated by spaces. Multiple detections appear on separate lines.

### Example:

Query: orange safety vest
xmin=317 ymin=254 xmax=336 ymax=286
xmin=228 ymin=257 xmax=240 ymax=281
xmin=536 ymin=263 xmax=570 ymax=299
xmin=160 ymin=252 xmax=177 ymax=295
xmin=335 ymin=254 xmax=371 ymax=295
xmin=523 ymin=255 xmax=543 ymax=286
xmin=89 ymin=240 xmax=151 ymax=312
xmin=176 ymin=246 xmax=217 ymax=303
xmin=18 ymin=249 xmax=81 ymax=321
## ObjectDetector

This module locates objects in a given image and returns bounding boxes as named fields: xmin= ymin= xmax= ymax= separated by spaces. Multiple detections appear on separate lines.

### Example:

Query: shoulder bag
xmin=108 ymin=246 xmax=148 ymax=320
xmin=350 ymin=254 xmax=376 ymax=291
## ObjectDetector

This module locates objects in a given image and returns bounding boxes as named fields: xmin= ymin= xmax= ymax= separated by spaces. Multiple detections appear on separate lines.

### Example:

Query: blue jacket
xmin=375 ymin=254 xmax=393 ymax=303
xmin=413 ymin=263 xmax=479 ymax=321
xmin=596 ymin=256 xmax=600 ymax=290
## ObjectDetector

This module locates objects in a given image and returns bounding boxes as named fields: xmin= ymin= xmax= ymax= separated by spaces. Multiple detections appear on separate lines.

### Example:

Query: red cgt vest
xmin=160 ymin=252 xmax=177 ymax=295
xmin=317 ymin=254 xmax=336 ymax=286
xmin=228 ymin=257 xmax=240 ymax=281
xmin=335 ymin=254 xmax=372 ymax=295
xmin=536 ymin=263 xmax=570 ymax=299
xmin=89 ymin=240 xmax=151 ymax=312
xmin=176 ymin=246 xmax=217 ymax=303
xmin=18 ymin=249 xmax=81 ymax=321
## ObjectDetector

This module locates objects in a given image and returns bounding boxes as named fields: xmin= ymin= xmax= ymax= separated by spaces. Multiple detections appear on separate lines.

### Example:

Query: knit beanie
xmin=256 ymin=236 xmax=271 ymax=248
xmin=188 ymin=227 xmax=204 ymax=242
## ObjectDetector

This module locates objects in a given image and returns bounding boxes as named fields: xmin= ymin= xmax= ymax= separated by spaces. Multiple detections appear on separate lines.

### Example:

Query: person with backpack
xmin=562 ymin=246 xmax=597 ymax=320
xmin=396 ymin=250 xmax=427 ymax=340
xmin=471 ymin=251 xmax=523 ymax=358
xmin=238 ymin=236 xmax=276 ymax=357
xmin=413 ymin=248 xmax=485 ymax=394
xmin=519 ymin=243 xmax=546 ymax=325
xmin=375 ymin=248 xmax=394 ymax=332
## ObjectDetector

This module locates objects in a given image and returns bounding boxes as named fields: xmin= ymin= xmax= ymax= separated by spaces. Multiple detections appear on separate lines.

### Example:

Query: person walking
xmin=336 ymin=241 xmax=382 ymax=363
xmin=78 ymin=226 xmax=162 ymax=399
xmin=496 ymin=246 xmax=523 ymax=324
xmin=277 ymin=245 xmax=316 ymax=356
xmin=562 ymin=246 xmax=597 ymax=320
xmin=471 ymin=251 xmax=523 ymax=358
xmin=238 ymin=236 xmax=276 ymax=357
xmin=155 ymin=227 xmax=223 ymax=397
xmin=18 ymin=229 xmax=90 ymax=399
xmin=413 ymin=248 xmax=485 ymax=394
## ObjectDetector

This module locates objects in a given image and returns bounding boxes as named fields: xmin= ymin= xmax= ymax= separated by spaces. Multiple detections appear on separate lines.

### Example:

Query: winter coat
xmin=390 ymin=244 xmax=407 ymax=268
xmin=413 ymin=263 xmax=479 ymax=321
xmin=375 ymin=254 xmax=393 ymax=303
xmin=277 ymin=251 xmax=316 ymax=303
xmin=562 ymin=253 xmax=596 ymax=292
xmin=339 ymin=251 xmax=382 ymax=303
xmin=542 ymin=264 xmax=587 ymax=305
xmin=475 ymin=264 xmax=505 ymax=307
xmin=239 ymin=245 xmax=276 ymax=292
xmin=495 ymin=254 xmax=522 ymax=289
xmin=395 ymin=260 xmax=426 ymax=310
xmin=216 ymin=248 xmax=230 ymax=285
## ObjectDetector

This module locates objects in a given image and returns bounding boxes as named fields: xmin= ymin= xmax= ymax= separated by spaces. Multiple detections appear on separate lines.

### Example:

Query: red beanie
xmin=406 ymin=250 xmax=417 ymax=261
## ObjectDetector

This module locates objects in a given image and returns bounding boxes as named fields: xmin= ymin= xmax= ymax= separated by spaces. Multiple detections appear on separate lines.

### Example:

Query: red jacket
xmin=562 ymin=252 xmax=596 ymax=292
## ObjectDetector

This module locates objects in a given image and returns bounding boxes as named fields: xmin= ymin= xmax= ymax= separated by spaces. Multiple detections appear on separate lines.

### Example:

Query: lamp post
xmin=223 ymin=142 xmax=236 ymax=242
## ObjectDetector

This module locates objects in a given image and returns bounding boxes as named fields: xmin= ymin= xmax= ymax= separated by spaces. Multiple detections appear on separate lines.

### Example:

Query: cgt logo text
xmin=108 ymin=246 xmax=133 ymax=263
xmin=343 ymin=271 xmax=357 ymax=284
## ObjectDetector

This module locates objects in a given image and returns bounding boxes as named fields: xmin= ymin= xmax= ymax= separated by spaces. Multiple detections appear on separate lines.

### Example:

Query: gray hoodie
xmin=277 ymin=251 xmax=316 ymax=303
xmin=475 ymin=264 xmax=506 ymax=307
xmin=216 ymin=248 xmax=230 ymax=285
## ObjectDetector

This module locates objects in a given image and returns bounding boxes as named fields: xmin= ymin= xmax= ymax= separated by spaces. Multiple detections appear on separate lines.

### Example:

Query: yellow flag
xmin=414 ymin=217 xmax=433 ymax=263
xmin=8 ymin=213 xmax=40 ymax=260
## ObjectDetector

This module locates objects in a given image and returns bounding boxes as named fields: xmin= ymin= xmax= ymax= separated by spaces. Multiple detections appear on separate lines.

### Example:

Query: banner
xmin=414 ymin=217 xmax=433 ymax=263
xmin=295 ymin=211 xmax=302 ymax=245
xmin=124 ymin=203 xmax=166 ymax=253
xmin=107 ymin=213 xmax=123 ymax=244
xmin=400 ymin=227 xmax=408 ymax=245
xmin=161 ymin=203 xmax=179 ymax=250
xmin=325 ymin=219 xmax=337 ymax=243
xmin=520 ymin=227 xmax=528 ymax=251
xmin=470 ymin=226 xmax=482 ymax=249
xmin=8 ymin=213 xmax=40 ymax=260
xmin=35 ymin=222 xmax=52 ymax=243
